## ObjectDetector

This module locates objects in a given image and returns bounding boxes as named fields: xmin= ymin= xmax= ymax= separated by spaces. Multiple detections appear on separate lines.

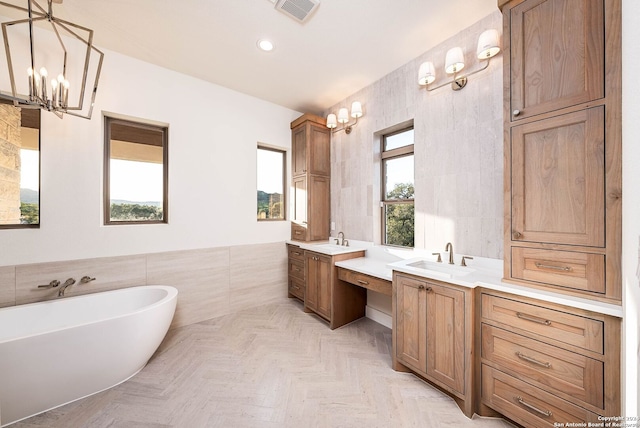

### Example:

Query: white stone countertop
xmin=291 ymin=240 xmax=624 ymax=319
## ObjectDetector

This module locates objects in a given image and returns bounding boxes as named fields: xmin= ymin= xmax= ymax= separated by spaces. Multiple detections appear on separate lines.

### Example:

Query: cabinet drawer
xmin=481 ymin=324 xmax=603 ymax=408
xmin=288 ymin=277 xmax=304 ymax=300
xmin=291 ymin=223 xmax=307 ymax=241
xmin=288 ymin=259 xmax=305 ymax=280
xmin=481 ymin=294 xmax=604 ymax=354
xmin=287 ymin=245 xmax=305 ymax=262
xmin=337 ymin=268 xmax=391 ymax=296
xmin=482 ymin=365 xmax=601 ymax=427
xmin=511 ymin=247 xmax=605 ymax=294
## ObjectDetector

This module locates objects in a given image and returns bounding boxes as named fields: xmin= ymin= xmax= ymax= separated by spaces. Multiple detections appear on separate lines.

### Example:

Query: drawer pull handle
xmin=513 ymin=109 xmax=522 ymax=117
xmin=535 ymin=262 xmax=572 ymax=272
xmin=291 ymin=285 xmax=300 ymax=290
xmin=516 ymin=351 xmax=552 ymax=368
xmin=515 ymin=396 xmax=552 ymax=418
xmin=418 ymin=284 xmax=425 ymax=290
xmin=516 ymin=312 xmax=551 ymax=326
xmin=357 ymin=279 xmax=369 ymax=285
xmin=293 ymin=251 xmax=301 ymax=256
xmin=295 ymin=231 xmax=302 ymax=235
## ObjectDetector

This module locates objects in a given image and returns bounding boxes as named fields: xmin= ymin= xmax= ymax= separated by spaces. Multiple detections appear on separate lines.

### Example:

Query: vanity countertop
xmin=327 ymin=241 xmax=624 ymax=318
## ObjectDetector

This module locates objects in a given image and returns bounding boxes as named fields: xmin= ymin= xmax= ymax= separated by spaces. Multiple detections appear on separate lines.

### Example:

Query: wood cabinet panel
xmin=426 ymin=283 xmax=465 ymax=395
xmin=292 ymin=176 xmax=307 ymax=227
xmin=395 ymin=275 xmax=427 ymax=372
xmin=510 ymin=107 xmax=605 ymax=247
xmin=288 ymin=277 xmax=305 ymax=300
xmin=511 ymin=247 xmax=605 ymax=294
xmin=482 ymin=365 xmax=601 ymax=427
xmin=482 ymin=324 xmax=604 ymax=408
xmin=509 ymin=0 xmax=604 ymax=121
xmin=292 ymin=126 xmax=307 ymax=176
xmin=287 ymin=245 xmax=305 ymax=262
xmin=481 ymin=294 xmax=604 ymax=354
xmin=309 ymin=126 xmax=331 ymax=176
xmin=308 ymin=175 xmax=330 ymax=241
xmin=288 ymin=259 xmax=305 ymax=281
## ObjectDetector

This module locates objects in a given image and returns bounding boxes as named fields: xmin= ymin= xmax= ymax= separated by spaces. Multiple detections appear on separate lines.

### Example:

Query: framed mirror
xmin=0 ymin=101 xmax=40 ymax=229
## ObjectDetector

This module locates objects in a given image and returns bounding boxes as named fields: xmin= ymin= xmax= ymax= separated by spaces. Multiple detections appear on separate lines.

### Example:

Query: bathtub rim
xmin=0 ymin=285 xmax=177 ymax=345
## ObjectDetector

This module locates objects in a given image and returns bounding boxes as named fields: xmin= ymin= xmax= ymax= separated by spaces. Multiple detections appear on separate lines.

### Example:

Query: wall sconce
xmin=418 ymin=29 xmax=500 ymax=92
xmin=326 ymin=101 xmax=363 ymax=134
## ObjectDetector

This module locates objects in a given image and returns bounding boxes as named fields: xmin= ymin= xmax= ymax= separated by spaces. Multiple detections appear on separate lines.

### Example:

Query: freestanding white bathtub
xmin=0 ymin=285 xmax=177 ymax=427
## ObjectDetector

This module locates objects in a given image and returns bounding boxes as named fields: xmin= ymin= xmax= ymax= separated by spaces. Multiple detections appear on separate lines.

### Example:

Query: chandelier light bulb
xmin=39 ymin=67 xmax=47 ymax=77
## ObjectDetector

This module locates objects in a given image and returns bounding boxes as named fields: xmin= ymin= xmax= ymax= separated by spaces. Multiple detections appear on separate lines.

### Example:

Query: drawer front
xmin=511 ymin=247 xmax=605 ymax=294
xmin=288 ymin=277 xmax=305 ymax=300
xmin=291 ymin=223 xmax=307 ymax=241
xmin=288 ymin=259 xmax=305 ymax=280
xmin=482 ymin=365 xmax=601 ymax=427
xmin=482 ymin=324 xmax=604 ymax=408
xmin=481 ymin=294 xmax=604 ymax=354
xmin=287 ymin=245 xmax=305 ymax=262
xmin=337 ymin=268 xmax=391 ymax=296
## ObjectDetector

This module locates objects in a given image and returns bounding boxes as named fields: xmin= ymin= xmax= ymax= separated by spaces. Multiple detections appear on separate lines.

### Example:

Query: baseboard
xmin=365 ymin=305 xmax=392 ymax=329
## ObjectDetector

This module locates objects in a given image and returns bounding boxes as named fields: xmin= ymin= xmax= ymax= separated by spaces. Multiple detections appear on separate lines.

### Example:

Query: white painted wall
xmin=622 ymin=0 xmax=640 ymax=416
xmin=0 ymin=49 xmax=301 ymax=266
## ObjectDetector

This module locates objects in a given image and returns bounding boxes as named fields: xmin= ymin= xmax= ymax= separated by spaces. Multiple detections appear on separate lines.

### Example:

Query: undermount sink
xmin=303 ymin=243 xmax=362 ymax=255
xmin=406 ymin=260 xmax=474 ymax=277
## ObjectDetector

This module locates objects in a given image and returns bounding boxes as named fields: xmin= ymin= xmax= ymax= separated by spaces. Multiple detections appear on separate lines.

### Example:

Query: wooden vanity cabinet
xmin=392 ymin=272 xmax=474 ymax=417
xmin=501 ymin=0 xmax=622 ymax=303
xmin=304 ymin=249 xmax=366 ymax=330
xmin=287 ymin=244 xmax=305 ymax=301
xmin=479 ymin=289 xmax=620 ymax=426
xmin=290 ymin=114 xmax=331 ymax=242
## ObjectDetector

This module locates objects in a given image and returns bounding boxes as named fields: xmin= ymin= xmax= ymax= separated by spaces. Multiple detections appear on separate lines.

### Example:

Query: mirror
xmin=0 ymin=101 xmax=40 ymax=229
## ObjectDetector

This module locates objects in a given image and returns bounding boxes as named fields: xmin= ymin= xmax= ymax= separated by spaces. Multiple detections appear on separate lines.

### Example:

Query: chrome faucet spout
xmin=445 ymin=242 xmax=454 ymax=265
xmin=58 ymin=278 xmax=76 ymax=297
xmin=337 ymin=231 xmax=345 ymax=246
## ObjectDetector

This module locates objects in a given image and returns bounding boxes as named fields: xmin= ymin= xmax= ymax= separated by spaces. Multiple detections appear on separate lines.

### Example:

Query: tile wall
xmin=0 ymin=241 xmax=288 ymax=328
xmin=326 ymin=11 xmax=504 ymax=259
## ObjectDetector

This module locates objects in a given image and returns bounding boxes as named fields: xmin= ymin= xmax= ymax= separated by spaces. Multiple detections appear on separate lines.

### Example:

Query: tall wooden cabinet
xmin=393 ymin=272 xmax=474 ymax=417
xmin=502 ymin=0 xmax=622 ymax=303
xmin=290 ymin=114 xmax=331 ymax=242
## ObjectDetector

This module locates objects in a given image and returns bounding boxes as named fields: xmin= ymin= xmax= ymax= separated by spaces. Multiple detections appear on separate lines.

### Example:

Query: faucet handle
xmin=432 ymin=252 xmax=442 ymax=263
xmin=461 ymin=256 xmax=474 ymax=267
xmin=38 ymin=280 xmax=60 ymax=289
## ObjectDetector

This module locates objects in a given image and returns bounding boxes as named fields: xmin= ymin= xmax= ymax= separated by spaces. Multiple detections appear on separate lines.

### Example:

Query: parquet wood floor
xmin=13 ymin=299 xmax=513 ymax=428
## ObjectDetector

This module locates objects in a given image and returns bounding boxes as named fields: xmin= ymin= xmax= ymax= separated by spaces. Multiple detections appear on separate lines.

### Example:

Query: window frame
xmin=381 ymin=127 xmax=415 ymax=247
xmin=256 ymin=144 xmax=286 ymax=222
xmin=103 ymin=116 xmax=169 ymax=225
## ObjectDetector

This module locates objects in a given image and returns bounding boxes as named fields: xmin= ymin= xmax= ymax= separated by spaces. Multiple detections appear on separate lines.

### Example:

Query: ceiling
xmin=49 ymin=0 xmax=498 ymax=114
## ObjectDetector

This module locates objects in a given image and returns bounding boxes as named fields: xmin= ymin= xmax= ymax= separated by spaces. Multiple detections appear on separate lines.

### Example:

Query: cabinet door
xmin=511 ymin=107 xmax=605 ymax=247
xmin=305 ymin=253 xmax=318 ymax=312
xmin=308 ymin=175 xmax=330 ymax=241
xmin=509 ymin=0 xmax=604 ymax=121
xmin=426 ymin=283 xmax=465 ymax=394
xmin=315 ymin=254 xmax=332 ymax=320
xmin=395 ymin=275 xmax=427 ymax=371
xmin=308 ymin=125 xmax=331 ymax=176
xmin=292 ymin=125 xmax=307 ymax=177
xmin=292 ymin=175 xmax=307 ymax=226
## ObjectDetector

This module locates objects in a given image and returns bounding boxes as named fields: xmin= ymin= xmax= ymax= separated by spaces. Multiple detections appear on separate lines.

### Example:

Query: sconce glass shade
xmin=445 ymin=47 xmax=465 ymax=74
xmin=350 ymin=101 xmax=362 ymax=118
xmin=477 ymin=29 xmax=500 ymax=59
xmin=418 ymin=61 xmax=436 ymax=85
xmin=326 ymin=113 xmax=337 ymax=129
xmin=337 ymin=108 xmax=349 ymax=124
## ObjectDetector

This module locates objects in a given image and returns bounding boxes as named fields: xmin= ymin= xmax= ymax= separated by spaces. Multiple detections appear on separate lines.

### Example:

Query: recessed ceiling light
xmin=257 ymin=39 xmax=274 ymax=52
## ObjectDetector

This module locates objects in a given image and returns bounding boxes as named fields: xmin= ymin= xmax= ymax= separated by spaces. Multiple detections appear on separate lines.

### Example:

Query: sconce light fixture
xmin=418 ymin=29 xmax=500 ymax=92
xmin=0 ymin=0 xmax=104 ymax=119
xmin=326 ymin=101 xmax=363 ymax=134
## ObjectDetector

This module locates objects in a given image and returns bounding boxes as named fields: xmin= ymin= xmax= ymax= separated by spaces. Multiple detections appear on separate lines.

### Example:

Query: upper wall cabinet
xmin=290 ymin=114 xmax=331 ymax=242
xmin=501 ymin=0 xmax=621 ymax=303
xmin=508 ymin=0 xmax=605 ymax=122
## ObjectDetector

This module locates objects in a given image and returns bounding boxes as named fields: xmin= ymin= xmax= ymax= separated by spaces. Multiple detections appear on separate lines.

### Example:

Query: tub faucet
xmin=58 ymin=278 xmax=76 ymax=297
xmin=445 ymin=242 xmax=454 ymax=265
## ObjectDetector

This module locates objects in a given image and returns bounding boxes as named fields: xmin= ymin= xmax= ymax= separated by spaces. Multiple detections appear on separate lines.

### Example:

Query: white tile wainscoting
xmin=0 ymin=242 xmax=288 ymax=328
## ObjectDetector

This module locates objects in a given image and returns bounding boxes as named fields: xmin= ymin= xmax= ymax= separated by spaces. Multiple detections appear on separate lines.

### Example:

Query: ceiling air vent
xmin=275 ymin=0 xmax=320 ymax=23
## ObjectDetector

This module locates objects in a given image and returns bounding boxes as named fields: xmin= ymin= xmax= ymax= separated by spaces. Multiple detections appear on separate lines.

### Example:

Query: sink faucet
xmin=58 ymin=278 xmax=76 ymax=297
xmin=336 ymin=231 xmax=345 ymax=246
xmin=445 ymin=242 xmax=454 ymax=265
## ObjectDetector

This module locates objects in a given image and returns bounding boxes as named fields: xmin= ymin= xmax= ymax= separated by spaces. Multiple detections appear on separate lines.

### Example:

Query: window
xmin=382 ymin=127 xmax=414 ymax=247
xmin=104 ymin=117 xmax=168 ymax=224
xmin=0 ymin=103 xmax=40 ymax=229
xmin=257 ymin=145 xmax=285 ymax=221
